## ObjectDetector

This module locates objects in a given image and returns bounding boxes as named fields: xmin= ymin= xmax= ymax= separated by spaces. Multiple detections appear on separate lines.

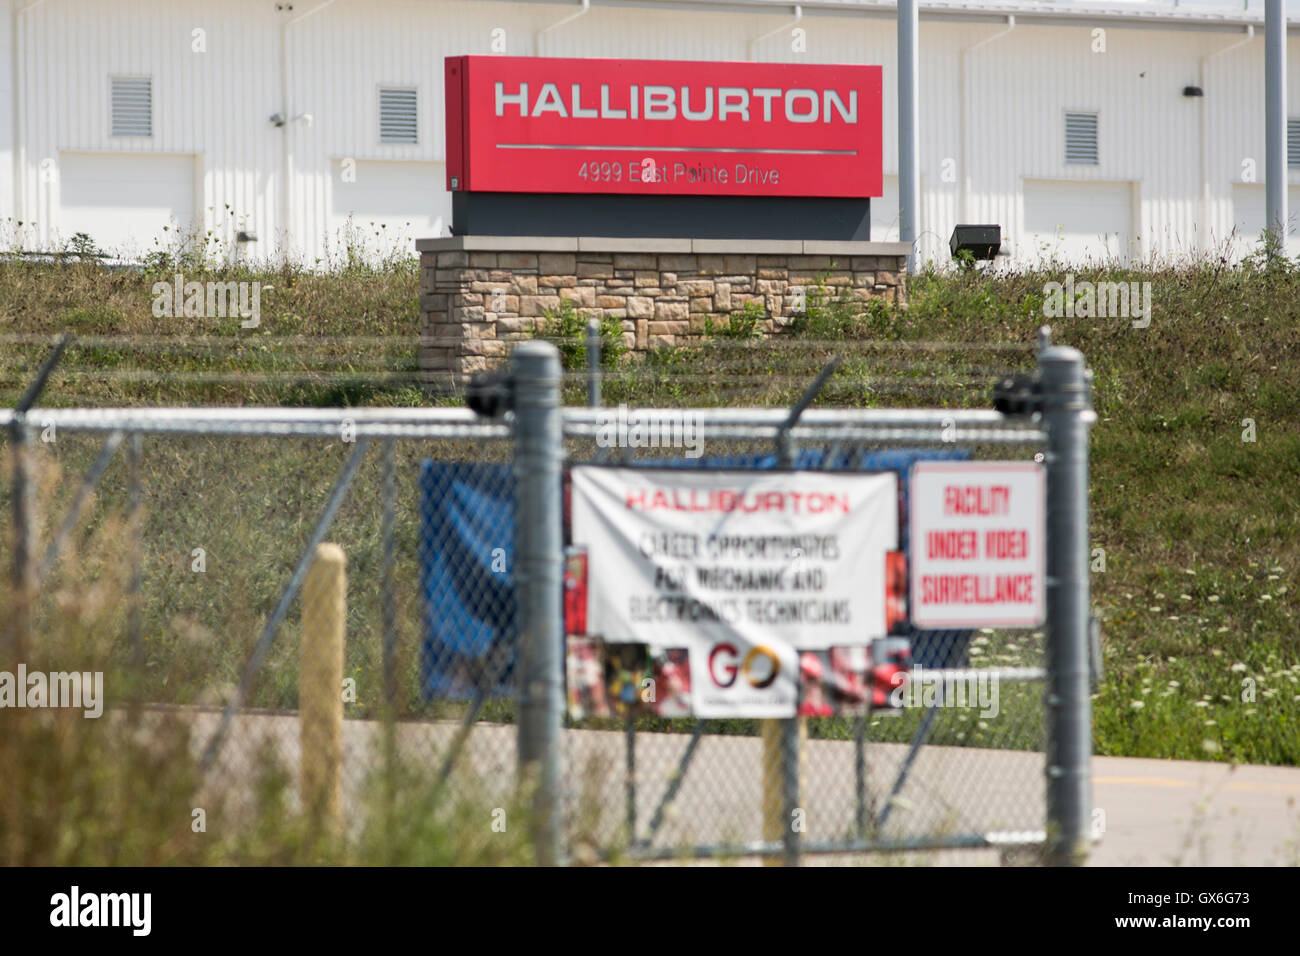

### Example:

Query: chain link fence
xmin=557 ymin=414 xmax=1054 ymax=863
xmin=0 ymin=409 xmax=534 ymax=863
xmin=0 ymin=335 xmax=1093 ymax=865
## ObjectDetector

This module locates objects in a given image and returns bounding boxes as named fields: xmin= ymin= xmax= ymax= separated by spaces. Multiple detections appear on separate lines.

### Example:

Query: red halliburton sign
xmin=445 ymin=55 xmax=883 ymax=198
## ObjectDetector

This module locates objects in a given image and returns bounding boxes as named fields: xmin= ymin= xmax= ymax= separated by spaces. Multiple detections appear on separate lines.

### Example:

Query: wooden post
xmin=301 ymin=542 xmax=346 ymax=834
xmin=761 ymin=717 xmax=806 ymax=866
xmin=761 ymin=720 xmax=782 ymax=865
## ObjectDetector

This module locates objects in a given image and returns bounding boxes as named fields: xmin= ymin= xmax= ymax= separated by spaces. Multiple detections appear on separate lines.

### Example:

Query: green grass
xmin=1 ymin=254 xmax=1298 ymax=768
xmin=0 ymin=256 xmax=423 ymax=407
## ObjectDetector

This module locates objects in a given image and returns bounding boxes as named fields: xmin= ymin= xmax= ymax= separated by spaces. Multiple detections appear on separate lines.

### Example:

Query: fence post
xmin=761 ymin=721 xmax=782 ymax=863
xmin=1040 ymin=343 xmax=1094 ymax=866
xmin=300 ymin=546 xmax=348 ymax=842
xmin=380 ymin=437 xmax=397 ymax=716
xmin=300 ymin=546 xmax=345 ymax=837
xmin=586 ymin=317 xmax=601 ymax=408
xmin=126 ymin=433 xmax=144 ymax=719
xmin=301 ymin=542 xmax=346 ymax=837
xmin=512 ymin=340 xmax=565 ymax=866
xmin=7 ymin=419 xmax=34 ymax=663
xmin=379 ymin=437 xmax=398 ymax=815
xmin=762 ymin=717 xmax=805 ymax=866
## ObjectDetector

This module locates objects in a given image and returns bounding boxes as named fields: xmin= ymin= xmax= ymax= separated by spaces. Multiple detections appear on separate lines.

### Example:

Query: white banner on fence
xmin=570 ymin=467 xmax=898 ymax=715
xmin=909 ymin=461 xmax=1046 ymax=629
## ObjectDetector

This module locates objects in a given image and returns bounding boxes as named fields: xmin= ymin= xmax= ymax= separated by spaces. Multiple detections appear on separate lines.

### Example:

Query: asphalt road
xmin=1090 ymin=754 xmax=1300 ymax=866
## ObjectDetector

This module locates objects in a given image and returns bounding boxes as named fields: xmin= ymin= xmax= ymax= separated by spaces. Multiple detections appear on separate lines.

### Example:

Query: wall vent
xmin=1065 ymin=111 xmax=1098 ymax=165
xmin=379 ymin=87 xmax=418 ymax=145
xmin=111 ymin=76 xmax=152 ymax=137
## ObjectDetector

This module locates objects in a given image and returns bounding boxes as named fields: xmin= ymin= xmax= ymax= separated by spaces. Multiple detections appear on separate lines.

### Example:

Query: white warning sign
xmin=909 ymin=461 xmax=1045 ymax=629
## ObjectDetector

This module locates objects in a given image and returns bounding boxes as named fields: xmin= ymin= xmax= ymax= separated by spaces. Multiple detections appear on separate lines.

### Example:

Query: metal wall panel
xmin=6 ymin=0 xmax=1300 ymax=267
xmin=13 ymin=0 xmax=281 ymax=257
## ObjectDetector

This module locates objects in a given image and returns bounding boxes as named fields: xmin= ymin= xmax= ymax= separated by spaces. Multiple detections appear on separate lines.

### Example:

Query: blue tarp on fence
xmin=419 ymin=462 xmax=517 ymax=700
xmin=419 ymin=446 xmax=975 ymax=701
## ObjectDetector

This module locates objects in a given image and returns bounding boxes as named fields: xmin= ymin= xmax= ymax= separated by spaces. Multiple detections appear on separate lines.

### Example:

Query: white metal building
xmin=3 ymin=0 xmax=1300 ymax=267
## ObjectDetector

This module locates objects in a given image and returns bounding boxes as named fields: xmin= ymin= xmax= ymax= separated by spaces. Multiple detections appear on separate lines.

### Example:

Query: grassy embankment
xmin=0 ymin=252 xmax=1296 ymax=773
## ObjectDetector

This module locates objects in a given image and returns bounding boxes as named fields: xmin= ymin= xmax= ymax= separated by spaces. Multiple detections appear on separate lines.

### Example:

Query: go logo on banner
xmin=708 ymin=643 xmax=781 ymax=689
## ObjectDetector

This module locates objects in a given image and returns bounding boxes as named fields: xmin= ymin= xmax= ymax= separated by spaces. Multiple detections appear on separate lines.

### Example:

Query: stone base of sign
xmin=416 ymin=236 xmax=911 ymax=384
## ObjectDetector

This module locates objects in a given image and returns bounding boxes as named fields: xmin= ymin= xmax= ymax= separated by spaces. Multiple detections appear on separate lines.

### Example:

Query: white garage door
xmin=1229 ymin=184 xmax=1300 ymax=260
xmin=59 ymin=152 xmax=196 ymax=258
xmin=331 ymin=160 xmax=450 ymax=262
xmin=1022 ymin=179 xmax=1134 ymax=267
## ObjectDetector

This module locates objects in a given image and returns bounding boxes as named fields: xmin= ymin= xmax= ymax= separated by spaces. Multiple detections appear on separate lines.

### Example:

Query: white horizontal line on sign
xmin=494 ymin=143 xmax=858 ymax=156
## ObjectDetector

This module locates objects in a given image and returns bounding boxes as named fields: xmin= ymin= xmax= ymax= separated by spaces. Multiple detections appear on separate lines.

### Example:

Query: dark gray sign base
xmin=452 ymin=193 xmax=871 ymax=241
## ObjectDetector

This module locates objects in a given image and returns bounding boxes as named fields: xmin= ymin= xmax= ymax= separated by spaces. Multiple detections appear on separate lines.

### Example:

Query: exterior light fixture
xmin=949 ymin=224 xmax=1002 ymax=261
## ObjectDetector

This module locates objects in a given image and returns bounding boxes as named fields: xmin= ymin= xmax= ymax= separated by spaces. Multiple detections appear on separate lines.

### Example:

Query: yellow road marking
xmin=1094 ymin=776 xmax=1194 ymax=788
xmin=1094 ymin=776 xmax=1300 ymax=795
xmin=1226 ymin=781 xmax=1300 ymax=794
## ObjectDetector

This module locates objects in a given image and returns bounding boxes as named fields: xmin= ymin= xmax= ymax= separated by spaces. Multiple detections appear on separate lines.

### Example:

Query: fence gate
xmin=533 ymin=334 xmax=1096 ymax=866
